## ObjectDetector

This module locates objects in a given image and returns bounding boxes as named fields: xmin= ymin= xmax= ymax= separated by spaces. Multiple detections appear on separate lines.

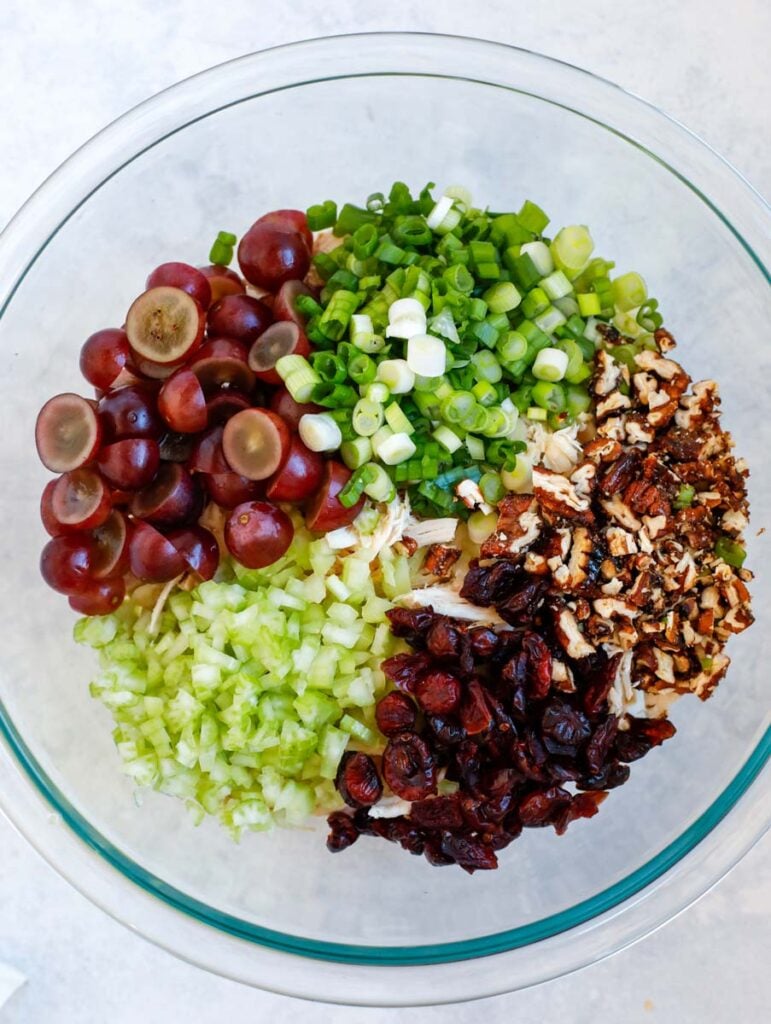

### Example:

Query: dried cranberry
xmin=326 ymin=811 xmax=359 ymax=852
xmin=426 ymin=619 xmax=462 ymax=658
xmin=541 ymin=700 xmax=591 ymax=752
xmin=585 ymin=715 xmax=619 ymax=774
xmin=386 ymin=607 xmax=434 ymax=644
xmin=335 ymin=752 xmax=383 ymax=808
xmin=382 ymin=731 xmax=437 ymax=801
xmin=460 ymin=679 xmax=494 ymax=735
xmin=453 ymin=740 xmax=483 ymax=790
xmin=518 ymin=785 xmax=572 ymax=827
xmin=497 ymin=578 xmax=548 ymax=625
xmin=381 ymin=651 xmax=432 ymax=693
xmin=578 ymin=761 xmax=631 ymax=790
xmin=581 ymin=650 xmax=623 ymax=717
xmin=409 ymin=794 xmax=464 ymax=829
xmin=552 ymin=791 xmax=607 ymax=835
xmin=523 ymin=631 xmax=553 ymax=699
xmin=546 ymin=759 xmax=583 ymax=783
xmin=440 ymin=832 xmax=498 ymax=873
xmin=415 ymin=670 xmax=462 ymax=716
xmin=468 ymin=626 xmax=499 ymax=659
xmin=375 ymin=691 xmax=417 ymax=736
xmin=483 ymin=790 xmax=516 ymax=822
xmin=614 ymin=717 xmax=676 ymax=761
xmin=424 ymin=836 xmax=455 ymax=866
xmin=427 ymin=715 xmax=467 ymax=746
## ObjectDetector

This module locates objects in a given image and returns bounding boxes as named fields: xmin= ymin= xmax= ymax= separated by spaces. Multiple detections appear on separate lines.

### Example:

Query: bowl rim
xmin=0 ymin=30 xmax=769 ymax=1004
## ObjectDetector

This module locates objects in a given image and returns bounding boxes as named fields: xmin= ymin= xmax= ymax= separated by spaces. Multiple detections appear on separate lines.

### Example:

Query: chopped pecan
xmin=552 ymin=603 xmax=596 ymax=659
xmin=481 ymin=497 xmax=542 ymax=559
xmin=533 ymin=467 xmax=593 ymax=523
xmin=423 ymin=544 xmax=460 ymax=579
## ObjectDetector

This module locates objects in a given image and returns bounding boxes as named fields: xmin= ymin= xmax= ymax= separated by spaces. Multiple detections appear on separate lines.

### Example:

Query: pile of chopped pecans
xmin=436 ymin=327 xmax=753 ymax=720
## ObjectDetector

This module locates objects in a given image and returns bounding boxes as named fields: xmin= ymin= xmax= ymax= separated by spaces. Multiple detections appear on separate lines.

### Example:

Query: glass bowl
xmin=0 ymin=33 xmax=768 ymax=1007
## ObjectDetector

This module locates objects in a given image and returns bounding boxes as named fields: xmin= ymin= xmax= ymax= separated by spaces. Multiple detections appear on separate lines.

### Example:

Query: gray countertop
xmin=1 ymin=1 xmax=768 ymax=1020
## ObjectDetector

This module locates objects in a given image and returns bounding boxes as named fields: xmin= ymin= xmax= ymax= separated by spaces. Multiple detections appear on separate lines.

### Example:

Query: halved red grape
xmin=146 ymin=262 xmax=212 ymax=310
xmin=256 ymin=209 xmax=313 ymax=251
xmin=129 ymin=462 xmax=198 ymax=525
xmin=125 ymin=286 xmax=205 ymax=365
xmin=166 ymin=525 xmax=219 ymax=581
xmin=68 ymin=576 xmax=126 ymax=616
xmin=128 ymin=521 xmax=186 ymax=582
xmin=79 ymin=328 xmax=131 ymax=389
xmin=40 ymin=534 xmax=95 ymax=594
xmin=265 ymin=435 xmax=323 ymax=502
xmin=98 ymin=438 xmax=160 ymax=489
xmin=98 ymin=384 xmax=162 ymax=441
xmin=198 ymin=265 xmax=246 ymax=305
xmin=158 ymin=432 xmax=195 ymax=464
xmin=157 ymin=369 xmax=207 ymax=433
xmin=51 ymin=468 xmax=112 ymax=530
xmin=205 ymin=389 xmax=252 ymax=425
xmin=225 ymin=501 xmax=293 ymax=568
xmin=109 ymin=487 xmax=134 ymax=507
xmin=238 ymin=222 xmax=311 ymax=291
xmin=41 ymin=479 xmax=65 ymax=537
xmin=204 ymin=471 xmax=264 ymax=508
xmin=222 ymin=408 xmax=290 ymax=481
xmin=188 ymin=425 xmax=229 ymax=474
xmin=189 ymin=337 xmax=255 ymax=395
xmin=273 ymin=279 xmax=314 ymax=327
xmin=91 ymin=510 xmax=130 ymax=579
xmin=206 ymin=294 xmax=272 ymax=345
xmin=269 ymin=388 xmax=321 ymax=431
xmin=248 ymin=322 xmax=310 ymax=386
xmin=35 ymin=393 xmax=102 ymax=473
xmin=130 ymin=356 xmax=177 ymax=380
xmin=306 ymin=461 xmax=364 ymax=532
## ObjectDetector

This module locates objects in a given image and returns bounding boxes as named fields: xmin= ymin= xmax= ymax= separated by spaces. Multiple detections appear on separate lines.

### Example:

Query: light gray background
xmin=1 ymin=1 xmax=768 ymax=1021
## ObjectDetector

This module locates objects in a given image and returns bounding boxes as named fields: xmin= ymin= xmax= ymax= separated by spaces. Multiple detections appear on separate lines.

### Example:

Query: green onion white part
xmin=298 ymin=412 xmax=342 ymax=452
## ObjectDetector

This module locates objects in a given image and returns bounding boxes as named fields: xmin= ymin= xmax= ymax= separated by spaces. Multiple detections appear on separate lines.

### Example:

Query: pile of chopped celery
xmin=281 ymin=182 xmax=663 ymax=517
xmin=74 ymin=525 xmax=413 ymax=837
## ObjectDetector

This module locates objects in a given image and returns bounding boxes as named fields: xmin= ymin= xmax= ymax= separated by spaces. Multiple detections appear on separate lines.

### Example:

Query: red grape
xmin=158 ymin=432 xmax=194 ymax=464
xmin=166 ymin=525 xmax=219 ymax=581
xmin=269 ymin=388 xmax=321 ymax=431
xmin=222 ymin=408 xmax=290 ymax=481
xmin=306 ymin=461 xmax=364 ymax=532
xmin=125 ymin=286 xmax=205 ymax=365
xmin=248 ymin=321 xmax=310 ymax=385
xmin=266 ymin=435 xmax=324 ymax=502
xmin=273 ymin=279 xmax=315 ymax=327
xmin=69 ymin=576 xmax=126 ymax=615
xmin=189 ymin=337 xmax=255 ymax=395
xmin=98 ymin=438 xmax=160 ymax=489
xmin=158 ymin=368 xmax=208 ymax=433
xmin=198 ymin=264 xmax=245 ymax=305
xmin=129 ymin=462 xmax=198 ymax=525
xmin=225 ymin=501 xmax=294 ymax=569
xmin=238 ymin=222 xmax=311 ymax=291
xmin=205 ymin=389 xmax=252 ymax=425
xmin=51 ymin=468 xmax=112 ymax=530
xmin=98 ymin=384 xmax=162 ymax=441
xmin=91 ymin=510 xmax=130 ymax=579
xmin=187 ymin=425 xmax=229 ymax=474
xmin=256 ymin=209 xmax=313 ymax=251
xmin=206 ymin=294 xmax=272 ymax=345
xmin=40 ymin=534 xmax=95 ymax=594
xmin=128 ymin=521 xmax=187 ymax=582
xmin=146 ymin=262 xmax=212 ymax=310
xmin=79 ymin=328 xmax=131 ymax=389
xmin=204 ymin=471 xmax=264 ymax=508
xmin=41 ymin=479 xmax=66 ymax=537
xmin=35 ymin=393 xmax=102 ymax=473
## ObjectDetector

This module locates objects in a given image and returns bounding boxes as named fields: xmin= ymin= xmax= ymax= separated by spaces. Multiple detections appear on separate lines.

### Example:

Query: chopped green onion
xmin=714 ymin=536 xmax=746 ymax=568
xmin=306 ymin=200 xmax=337 ymax=231
xmin=540 ymin=269 xmax=573 ymax=301
xmin=502 ymin=454 xmax=533 ymax=492
xmin=276 ymin=354 xmax=321 ymax=403
xmin=341 ymin=436 xmax=373 ymax=470
xmin=364 ymin=381 xmax=390 ymax=404
xmin=209 ymin=230 xmax=236 ymax=265
xmin=311 ymin=351 xmax=347 ymax=384
xmin=334 ymin=203 xmax=377 ymax=236
xmin=361 ymin=463 xmax=395 ymax=502
xmin=521 ymin=286 xmax=550 ymax=319
xmin=393 ymin=215 xmax=432 ymax=247
xmin=318 ymin=289 xmax=359 ymax=341
xmin=472 ymin=379 xmax=498 ymax=406
xmin=557 ymin=339 xmax=585 ymax=383
xmin=534 ymin=305 xmax=567 ymax=334
xmin=612 ymin=271 xmax=647 ymax=312
xmin=442 ymin=264 xmax=474 ymax=294
xmin=531 ymin=380 xmax=566 ymax=412
xmin=298 ymin=412 xmax=342 ymax=452
xmin=565 ymin=383 xmax=591 ymax=418
xmin=551 ymin=225 xmax=594 ymax=279
xmin=577 ymin=292 xmax=602 ymax=317
xmin=484 ymin=281 xmax=522 ymax=313
xmin=526 ymin=406 xmax=548 ymax=421
xmin=471 ymin=350 xmax=503 ymax=385
xmin=384 ymin=403 xmax=415 ymax=435
xmin=465 ymin=435 xmax=486 ymax=460
xmin=371 ymin=426 xmax=394 ymax=459
xmin=479 ymin=471 xmax=505 ymax=505
xmin=407 ymin=334 xmax=447 ymax=377
xmin=520 ymin=240 xmax=554 ymax=276
xmin=348 ymin=352 xmax=377 ymax=385
xmin=443 ymin=184 xmax=473 ymax=210
xmin=378 ymin=432 xmax=417 ymax=466
xmin=377 ymin=359 xmax=415 ymax=395
xmin=433 ymin=424 xmax=463 ymax=453
xmin=637 ymin=299 xmax=664 ymax=332
xmin=467 ymin=510 xmax=498 ymax=545
xmin=351 ymin=222 xmax=379 ymax=259
xmin=517 ymin=200 xmax=550 ymax=235
xmin=352 ymin=398 xmax=385 ymax=437
xmin=497 ymin=330 xmax=528 ymax=364
xmin=441 ymin=390 xmax=476 ymax=425
xmin=532 ymin=347 xmax=569 ymax=382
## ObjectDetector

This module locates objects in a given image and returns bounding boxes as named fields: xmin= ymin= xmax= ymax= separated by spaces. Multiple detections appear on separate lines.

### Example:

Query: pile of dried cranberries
xmin=35 ymin=210 xmax=362 ymax=615
xmin=328 ymin=594 xmax=675 ymax=872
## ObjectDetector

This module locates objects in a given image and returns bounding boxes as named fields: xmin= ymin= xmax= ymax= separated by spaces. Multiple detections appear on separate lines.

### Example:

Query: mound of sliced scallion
xmin=75 ymin=523 xmax=412 ymax=837
xmin=284 ymin=182 xmax=663 ymax=517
